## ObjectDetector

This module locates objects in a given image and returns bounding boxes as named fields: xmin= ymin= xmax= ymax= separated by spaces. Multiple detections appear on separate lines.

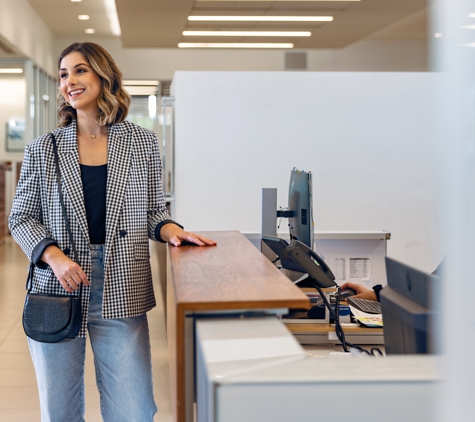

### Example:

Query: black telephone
xmin=286 ymin=239 xmax=336 ymax=288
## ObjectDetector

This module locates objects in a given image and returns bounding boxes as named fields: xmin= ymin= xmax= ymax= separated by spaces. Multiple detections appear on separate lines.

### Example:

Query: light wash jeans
xmin=28 ymin=244 xmax=158 ymax=422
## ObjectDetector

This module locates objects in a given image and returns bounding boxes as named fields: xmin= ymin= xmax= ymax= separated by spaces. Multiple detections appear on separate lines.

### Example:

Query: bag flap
xmin=23 ymin=294 xmax=72 ymax=334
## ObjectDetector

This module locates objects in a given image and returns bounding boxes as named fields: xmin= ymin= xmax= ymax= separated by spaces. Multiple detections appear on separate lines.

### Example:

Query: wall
xmin=172 ymin=71 xmax=441 ymax=273
xmin=0 ymin=0 xmax=55 ymax=76
xmin=54 ymin=36 xmax=428 ymax=80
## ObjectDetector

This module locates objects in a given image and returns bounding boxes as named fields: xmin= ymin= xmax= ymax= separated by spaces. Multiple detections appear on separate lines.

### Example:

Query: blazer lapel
xmin=104 ymin=121 xmax=133 ymax=267
xmin=56 ymin=120 xmax=90 ymax=245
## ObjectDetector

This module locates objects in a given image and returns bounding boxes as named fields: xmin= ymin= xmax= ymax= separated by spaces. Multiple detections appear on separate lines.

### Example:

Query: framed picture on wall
xmin=5 ymin=118 xmax=26 ymax=152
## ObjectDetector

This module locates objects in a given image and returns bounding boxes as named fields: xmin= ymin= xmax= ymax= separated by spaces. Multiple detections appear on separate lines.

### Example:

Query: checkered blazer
xmin=9 ymin=119 xmax=171 ymax=336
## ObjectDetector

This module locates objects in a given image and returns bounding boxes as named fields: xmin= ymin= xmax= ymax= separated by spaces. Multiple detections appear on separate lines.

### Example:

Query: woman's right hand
xmin=41 ymin=245 xmax=90 ymax=293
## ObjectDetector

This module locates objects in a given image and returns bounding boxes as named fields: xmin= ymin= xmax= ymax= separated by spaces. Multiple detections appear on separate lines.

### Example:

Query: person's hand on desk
xmin=341 ymin=282 xmax=377 ymax=301
xmin=160 ymin=223 xmax=217 ymax=247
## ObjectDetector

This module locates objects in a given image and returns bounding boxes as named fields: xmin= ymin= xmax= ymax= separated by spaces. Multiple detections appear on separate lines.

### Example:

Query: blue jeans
xmin=28 ymin=244 xmax=158 ymax=422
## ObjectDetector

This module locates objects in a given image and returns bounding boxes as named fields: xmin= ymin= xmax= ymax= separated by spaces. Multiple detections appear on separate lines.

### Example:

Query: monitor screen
xmin=381 ymin=257 xmax=439 ymax=354
xmin=288 ymin=169 xmax=314 ymax=248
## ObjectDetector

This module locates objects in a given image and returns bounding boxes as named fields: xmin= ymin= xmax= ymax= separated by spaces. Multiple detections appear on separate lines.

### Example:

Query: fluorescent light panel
xmin=124 ymin=86 xmax=158 ymax=96
xmin=104 ymin=0 xmax=121 ymax=36
xmin=463 ymin=25 xmax=475 ymax=29
xmin=85 ymin=28 xmax=95 ymax=34
xmin=78 ymin=15 xmax=90 ymax=20
xmin=0 ymin=68 xmax=23 ymax=74
xmin=183 ymin=30 xmax=311 ymax=37
xmin=178 ymin=43 xmax=294 ymax=48
xmin=123 ymin=80 xmax=160 ymax=86
xmin=188 ymin=16 xmax=332 ymax=22
xmin=195 ymin=0 xmax=358 ymax=2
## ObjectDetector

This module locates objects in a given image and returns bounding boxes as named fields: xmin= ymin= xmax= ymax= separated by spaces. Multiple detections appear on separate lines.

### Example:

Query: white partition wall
xmin=172 ymin=71 xmax=441 ymax=272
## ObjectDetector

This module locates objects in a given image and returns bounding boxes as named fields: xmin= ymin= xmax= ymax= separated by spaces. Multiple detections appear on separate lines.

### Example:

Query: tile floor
xmin=0 ymin=236 xmax=172 ymax=422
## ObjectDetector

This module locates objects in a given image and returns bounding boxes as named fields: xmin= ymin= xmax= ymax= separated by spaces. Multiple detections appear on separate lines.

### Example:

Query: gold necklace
xmin=78 ymin=131 xmax=103 ymax=139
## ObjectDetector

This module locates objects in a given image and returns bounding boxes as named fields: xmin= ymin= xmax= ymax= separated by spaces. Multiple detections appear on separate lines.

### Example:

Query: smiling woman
xmin=9 ymin=41 xmax=216 ymax=421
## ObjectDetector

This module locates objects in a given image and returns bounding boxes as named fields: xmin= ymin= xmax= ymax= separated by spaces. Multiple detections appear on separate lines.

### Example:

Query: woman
xmin=9 ymin=42 xmax=215 ymax=421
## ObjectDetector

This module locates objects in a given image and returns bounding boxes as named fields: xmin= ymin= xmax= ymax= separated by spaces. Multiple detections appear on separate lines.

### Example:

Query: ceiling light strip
xmin=104 ymin=0 xmax=121 ymax=36
xmin=195 ymin=0 xmax=358 ymax=2
xmin=124 ymin=80 xmax=160 ymax=86
xmin=183 ymin=31 xmax=311 ymax=37
xmin=178 ymin=43 xmax=294 ymax=48
xmin=188 ymin=16 xmax=333 ymax=22
xmin=0 ymin=68 xmax=23 ymax=73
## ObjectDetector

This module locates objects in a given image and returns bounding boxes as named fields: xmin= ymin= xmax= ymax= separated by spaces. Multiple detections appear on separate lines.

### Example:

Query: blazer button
xmin=119 ymin=230 xmax=127 ymax=238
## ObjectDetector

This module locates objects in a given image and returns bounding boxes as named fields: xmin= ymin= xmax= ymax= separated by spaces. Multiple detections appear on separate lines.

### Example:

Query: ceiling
xmin=26 ymin=0 xmax=428 ymax=49
xmin=0 ymin=35 xmax=26 ymax=59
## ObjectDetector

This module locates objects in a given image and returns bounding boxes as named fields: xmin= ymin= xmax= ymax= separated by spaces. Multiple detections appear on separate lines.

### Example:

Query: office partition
xmin=172 ymin=71 xmax=440 ymax=273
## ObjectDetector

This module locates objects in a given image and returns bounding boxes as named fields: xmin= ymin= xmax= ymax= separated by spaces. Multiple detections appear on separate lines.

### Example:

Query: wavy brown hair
xmin=57 ymin=42 xmax=131 ymax=127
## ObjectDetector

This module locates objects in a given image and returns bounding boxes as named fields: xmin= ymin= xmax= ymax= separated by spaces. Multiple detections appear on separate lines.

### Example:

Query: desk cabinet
xmin=166 ymin=231 xmax=309 ymax=422
xmin=196 ymin=317 xmax=438 ymax=422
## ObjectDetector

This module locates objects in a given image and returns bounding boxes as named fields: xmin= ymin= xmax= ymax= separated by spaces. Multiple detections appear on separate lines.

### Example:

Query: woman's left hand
xmin=160 ymin=223 xmax=217 ymax=247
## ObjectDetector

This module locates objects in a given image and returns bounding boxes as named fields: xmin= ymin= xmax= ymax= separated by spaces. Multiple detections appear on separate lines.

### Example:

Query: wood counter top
xmin=168 ymin=230 xmax=309 ymax=311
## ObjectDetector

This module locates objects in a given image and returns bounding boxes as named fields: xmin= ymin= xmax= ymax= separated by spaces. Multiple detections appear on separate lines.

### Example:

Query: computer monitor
xmin=288 ymin=169 xmax=314 ymax=248
xmin=381 ymin=257 xmax=439 ymax=354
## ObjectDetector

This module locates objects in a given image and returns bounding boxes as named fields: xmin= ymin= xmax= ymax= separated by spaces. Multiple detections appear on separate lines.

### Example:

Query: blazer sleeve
xmin=8 ymin=144 xmax=56 ymax=265
xmin=146 ymin=132 xmax=174 ymax=241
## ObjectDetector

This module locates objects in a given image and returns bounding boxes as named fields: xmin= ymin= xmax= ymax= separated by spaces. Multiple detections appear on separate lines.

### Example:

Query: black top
xmin=80 ymin=164 xmax=107 ymax=244
xmin=32 ymin=159 xmax=184 ymax=267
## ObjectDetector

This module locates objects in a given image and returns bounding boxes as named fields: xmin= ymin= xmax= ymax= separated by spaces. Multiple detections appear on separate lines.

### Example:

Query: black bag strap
xmin=26 ymin=132 xmax=82 ymax=299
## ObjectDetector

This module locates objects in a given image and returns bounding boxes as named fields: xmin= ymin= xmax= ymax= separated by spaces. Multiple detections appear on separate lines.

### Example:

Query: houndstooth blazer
xmin=9 ymin=119 xmax=171 ymax=337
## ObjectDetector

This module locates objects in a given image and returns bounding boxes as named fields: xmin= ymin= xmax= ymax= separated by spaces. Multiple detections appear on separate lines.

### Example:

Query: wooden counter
xmin=285 ymin=322 xmax=383 ymax=335
xmin=166 ymin=230 xmax=309 ymax=422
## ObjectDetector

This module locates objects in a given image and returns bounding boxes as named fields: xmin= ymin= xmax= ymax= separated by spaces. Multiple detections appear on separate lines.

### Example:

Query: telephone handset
xmin=286 ymin=240 xmax=337 ymax=288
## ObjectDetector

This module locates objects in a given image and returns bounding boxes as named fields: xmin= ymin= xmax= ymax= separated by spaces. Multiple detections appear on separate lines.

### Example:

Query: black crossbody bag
xmin=22 ymin=133 xmax=82 ymax=343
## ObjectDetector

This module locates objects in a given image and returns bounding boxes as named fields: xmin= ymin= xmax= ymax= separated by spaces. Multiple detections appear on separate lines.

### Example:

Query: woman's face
xmin=59 ymin=51 xmax=101 ymax=113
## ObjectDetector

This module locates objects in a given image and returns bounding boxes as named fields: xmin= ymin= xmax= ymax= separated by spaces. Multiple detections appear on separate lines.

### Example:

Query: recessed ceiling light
xmin=469 ymin=13 xmax=475 ymax=18
xmin=84 ymin=29 xmax=95 ymax=34
xmin=434 ymin=33 xmax=442 ymax=38
xmin=0 ymin=68 xmax=23 ymax=73
xmin=462 ymin=43 xmax=475 ymax=47
xmin=71 ymin=0 xmax=82 ymax=2
xmin=178 ymin=43 xmax=294 ymax=48
xmin=78 ymin=15 xmax=90 ymax=20
xmin=188 ymin=16 xmax=333 ymax=22
xmin=183 ymin=31 xmax=311 ymax=37
xmin=463 ymin=25 xmax=475 ymax=29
